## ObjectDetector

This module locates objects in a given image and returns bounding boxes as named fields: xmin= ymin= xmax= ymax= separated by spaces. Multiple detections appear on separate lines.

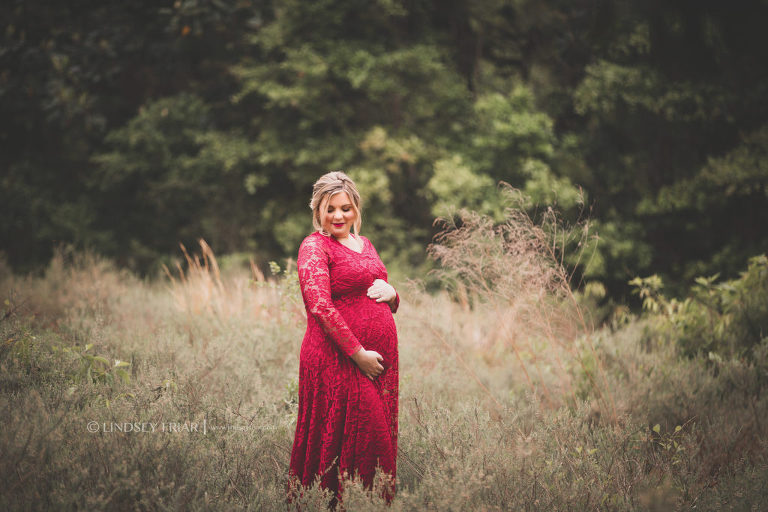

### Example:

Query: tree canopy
xmin=2 ymin=0 xmax=767 ymax=299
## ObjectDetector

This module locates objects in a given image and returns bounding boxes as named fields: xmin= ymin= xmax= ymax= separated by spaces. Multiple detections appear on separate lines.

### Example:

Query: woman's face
xmin=322 ymin=191 xmax=357 ymax=239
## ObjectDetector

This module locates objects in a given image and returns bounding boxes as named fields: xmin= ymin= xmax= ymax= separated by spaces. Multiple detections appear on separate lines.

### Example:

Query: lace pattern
xmin=289 ymin=231 xmax=400 ymax=506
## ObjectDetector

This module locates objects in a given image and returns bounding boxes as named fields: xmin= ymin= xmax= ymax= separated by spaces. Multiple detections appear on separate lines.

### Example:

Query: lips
xmin=333 ymin=223 xmax=345 ymax=228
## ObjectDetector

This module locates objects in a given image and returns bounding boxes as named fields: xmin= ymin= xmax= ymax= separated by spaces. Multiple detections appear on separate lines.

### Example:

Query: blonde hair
xmin=309 ymin=171 xmax=362 ymax=236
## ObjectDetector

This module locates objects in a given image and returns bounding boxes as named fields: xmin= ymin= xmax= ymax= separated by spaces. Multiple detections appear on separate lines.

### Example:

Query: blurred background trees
xmin=2 ymin=0 xmax=767 ymax=301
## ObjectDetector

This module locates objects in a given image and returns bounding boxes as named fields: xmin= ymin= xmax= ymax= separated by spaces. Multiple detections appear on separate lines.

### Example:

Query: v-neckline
xmin=330 ymin=234 xmax=366 ymax=254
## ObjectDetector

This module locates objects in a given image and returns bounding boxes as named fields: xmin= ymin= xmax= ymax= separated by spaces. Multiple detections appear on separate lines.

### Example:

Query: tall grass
xmin=427 ymin=186 xmax=613 ymax=416
xmin=1 ymin=209 xmax=766 ymax=510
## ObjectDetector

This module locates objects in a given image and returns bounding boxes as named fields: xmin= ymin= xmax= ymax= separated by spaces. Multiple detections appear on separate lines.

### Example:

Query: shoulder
xmin=299 ymin=231 xmax=330 ymax=254
xmin=298 ymin=232 xmax=332 ymax=269
xmin=299 ymin=231 xmax=329 ymax=257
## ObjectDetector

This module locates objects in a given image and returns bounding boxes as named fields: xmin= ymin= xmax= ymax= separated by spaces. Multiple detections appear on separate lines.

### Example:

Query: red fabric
xmin=288 ymin=231 xmax=399 ymax=506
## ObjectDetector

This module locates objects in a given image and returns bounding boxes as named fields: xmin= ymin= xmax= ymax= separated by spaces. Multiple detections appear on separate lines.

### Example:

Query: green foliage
xmin=93 ymin=94 xmax=267 ymax=269
xmin=563 ymin=1 xmax=768 ymax=293
xmin=265 ymin=259 xmax=303 ymax=314
xmin=0 ymin=0 xmax=255 ymax=272
xmin=520 ymin=159 xmax=583 ymax=212
xmin=54 ymin=342 xmax=132 ymax=387
xmin=630 ymin=255 xmax=768 ymax=359
xmin=470 ymin=86 xmax=555 ymax=180
xmin=647 ymin=125 xmax=768 ymax=213
xmin=3 ymin=0 xmax=768 ymax=304
xmin=2 ymin=243 xmax=768 ymax=510
xmin=426 ymin=155 xmax=502 ymax=220
xmin=574 ymin=60 xmax=734 ymax=122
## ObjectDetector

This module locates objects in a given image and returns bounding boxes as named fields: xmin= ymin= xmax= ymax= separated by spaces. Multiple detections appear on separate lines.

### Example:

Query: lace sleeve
xmin=298 ymin=235 xmax=363 ymax=358
xmin=390 ymin=292 xmax=400 ymax=314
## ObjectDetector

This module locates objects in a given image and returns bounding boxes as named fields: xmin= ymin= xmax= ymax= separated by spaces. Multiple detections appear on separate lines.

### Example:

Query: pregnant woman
xmin=288 ymin=171 xmax=400 ymax=508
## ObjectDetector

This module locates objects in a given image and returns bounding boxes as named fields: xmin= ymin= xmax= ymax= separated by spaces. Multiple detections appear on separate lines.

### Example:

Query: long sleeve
xmin=389 ymin=292 xmax=400 ymax=314
xmin=297 ymin=235 xmax=363 ymax=358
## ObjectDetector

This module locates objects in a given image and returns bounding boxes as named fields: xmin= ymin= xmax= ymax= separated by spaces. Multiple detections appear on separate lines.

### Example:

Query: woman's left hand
xmin=367 ymin=279 xmax=396 ymax=304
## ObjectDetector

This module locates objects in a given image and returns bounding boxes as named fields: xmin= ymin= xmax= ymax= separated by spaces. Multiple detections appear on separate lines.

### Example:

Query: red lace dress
xmin=288 ymin=231 xmax=400 ymax=505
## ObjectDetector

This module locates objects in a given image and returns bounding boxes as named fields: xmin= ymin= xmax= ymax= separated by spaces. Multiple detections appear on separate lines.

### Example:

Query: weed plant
xmin=0 ymin=210 xmax=766 ymax=510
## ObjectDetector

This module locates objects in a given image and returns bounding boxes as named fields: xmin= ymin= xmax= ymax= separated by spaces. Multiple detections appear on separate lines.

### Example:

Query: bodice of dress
xmin=296 ymin=231 xmax=400 ymax=357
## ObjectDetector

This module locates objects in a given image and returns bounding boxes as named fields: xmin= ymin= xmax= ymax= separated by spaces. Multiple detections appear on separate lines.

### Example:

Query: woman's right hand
xmin=351 ymin=348 xmax=385 ymax=380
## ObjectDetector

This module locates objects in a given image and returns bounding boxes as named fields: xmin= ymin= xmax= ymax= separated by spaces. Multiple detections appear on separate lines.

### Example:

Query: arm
xmin=389 ymin=291 xmax=400 ymax=314
xmin=298 ymin=236 xmax=363 ymax=358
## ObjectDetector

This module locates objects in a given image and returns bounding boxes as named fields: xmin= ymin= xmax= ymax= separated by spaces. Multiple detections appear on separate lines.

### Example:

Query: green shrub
xmin=630 ymin=254 xmax=768 ymax=360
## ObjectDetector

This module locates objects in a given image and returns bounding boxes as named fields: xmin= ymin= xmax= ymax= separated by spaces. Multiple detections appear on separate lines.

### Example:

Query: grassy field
xmin=1 ymin=231 xmax=767 ymax=510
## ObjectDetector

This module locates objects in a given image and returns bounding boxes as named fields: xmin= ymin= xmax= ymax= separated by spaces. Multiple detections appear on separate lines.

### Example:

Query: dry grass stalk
xmin=162 ymin=239 xmax=268 ymax=323
xmin=3 ymin=235 xmax=767 ymax=509
xmin=427 ymin=185 xmax=616 ymax=418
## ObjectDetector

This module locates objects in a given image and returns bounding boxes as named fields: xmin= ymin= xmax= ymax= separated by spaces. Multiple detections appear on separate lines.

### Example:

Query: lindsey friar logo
xmin=86 ymin=420 xmax=207 ymax=434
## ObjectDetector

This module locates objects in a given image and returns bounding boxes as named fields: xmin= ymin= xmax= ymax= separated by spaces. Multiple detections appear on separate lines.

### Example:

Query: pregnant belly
xmin=337 ymin=297 xmax=398 ymax=368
